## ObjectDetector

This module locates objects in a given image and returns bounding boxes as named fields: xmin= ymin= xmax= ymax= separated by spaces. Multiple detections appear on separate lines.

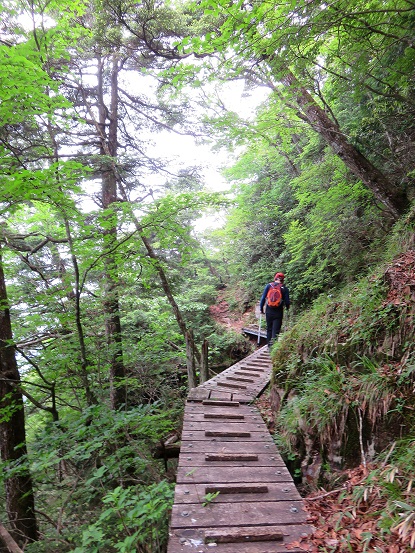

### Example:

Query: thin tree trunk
xmin=271 ymin=64 xmax=407 ymax=219
xmin=46 ymin=112 xmax=97 ymax=407
xmin=185 ymin=330 xmax=197 ymax=389
xmin=116 ymin=181 xmax=202 ymax=365
xmin=200 ymin=339 xmax=209 ymax=383
xmin=0 ymin=248 xmax=38 ymax=545
xmin=62 ymin=217 xmax=97 ymax=406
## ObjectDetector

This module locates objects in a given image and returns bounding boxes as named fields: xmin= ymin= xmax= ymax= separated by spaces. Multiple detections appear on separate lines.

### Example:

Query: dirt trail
xmin=208 ymin=290 xmax=257 ymax=333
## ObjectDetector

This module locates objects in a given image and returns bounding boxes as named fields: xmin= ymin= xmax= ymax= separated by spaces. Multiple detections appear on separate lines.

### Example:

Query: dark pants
xmin=266 ymin=307 xmax=283 ymax=346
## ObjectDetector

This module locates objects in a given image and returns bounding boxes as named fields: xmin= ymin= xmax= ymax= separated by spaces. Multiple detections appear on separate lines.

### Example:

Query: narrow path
xmin=167 ymin=346 xmax=312 ymax=552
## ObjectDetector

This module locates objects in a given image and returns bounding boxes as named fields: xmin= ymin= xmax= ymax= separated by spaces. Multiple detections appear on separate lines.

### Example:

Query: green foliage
xmin=70 ymin=481 xmax=174 ymax=553
xmin=16 ymin=403 xmax=177 ymax=552
xmin=202 ymin=491 xmax=220 ymax=506
xmin=271 ymin=215 xmax=415 ymax=469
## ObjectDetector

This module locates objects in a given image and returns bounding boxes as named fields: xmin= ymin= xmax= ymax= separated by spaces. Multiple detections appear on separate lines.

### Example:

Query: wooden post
xmin=200 ymin=339 xmax=209 ymax=383
xmin=185 ymin=330 xmax=197 ymax=389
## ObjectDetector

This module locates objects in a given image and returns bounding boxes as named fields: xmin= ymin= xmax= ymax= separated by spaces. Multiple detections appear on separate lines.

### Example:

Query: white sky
xmin=154 ymin=81 xmax=269 ymax=192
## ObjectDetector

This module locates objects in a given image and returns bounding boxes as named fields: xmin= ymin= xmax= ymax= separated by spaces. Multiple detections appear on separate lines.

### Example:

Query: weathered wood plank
xmin=216 ymin=382 xmax=248 ymax=390
xmin=173 ymin=482 xmax=302 ymax=504
xmin=183 ymin=422 xmax=267 ymax=432
xmin=177 ymin=453 xmax=285 ymax=468
xmin=226 ymin=376 xmax=255 ymax=383
xmin=185 ymin=403 xmax=255 ymax=414
xmin=204 ymin=526 xmax=283 ymax=543
xmin=171 ymin=500 xmax=307 ymax=528
xmin=205 ymin=453 xmax=258 ymax=461
xmin=181 ymin=430 xmax=273 ymax=441
xmin=185 ymin=413 xmax=261 ymax=422
xmin=202 ymin=413 xmax=245 ymax=420
xmin=231 ymin=393 xmax=267 ymax=403
xmin=205 ymin=430 xmax=251 ymax=438
xmin=234 ymin=371 xmax=263 ymax=377
xmin=204 ymin=484 xmax=268 ymax=494
xmin=180 ymin=440 xmax=279 ymax=454
xmin=201 ymin=400 xmax=240 ymax=407
xmin=240 ymin=365 xmax=269 ymax=374
xmin=205 ymin=391 xmax=234 ymax=400
xmin=176 ymin=465 xmax=293 ymax=484
xmin=168 ymin=527 xmax=313 ymax=553
xmin=187 ymin=388 xmax=211 ymax=401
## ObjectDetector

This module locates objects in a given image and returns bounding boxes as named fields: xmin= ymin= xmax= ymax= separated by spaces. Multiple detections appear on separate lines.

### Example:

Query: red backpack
xmin=267 ymin=282 xmax=283 ymax=307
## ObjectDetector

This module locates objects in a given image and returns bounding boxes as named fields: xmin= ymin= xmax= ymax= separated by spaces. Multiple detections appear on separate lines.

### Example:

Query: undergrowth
xmin=270 ymin=211 xmax=415 ymax=551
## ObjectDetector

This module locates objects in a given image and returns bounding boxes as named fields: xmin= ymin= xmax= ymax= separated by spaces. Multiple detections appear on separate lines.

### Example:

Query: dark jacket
xmin=260 ymin=282 xmax=290 ymax=313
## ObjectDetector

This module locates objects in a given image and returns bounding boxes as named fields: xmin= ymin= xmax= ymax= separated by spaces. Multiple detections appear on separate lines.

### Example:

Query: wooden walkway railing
xmin=167 ymin=345 xmax=312 ymax=552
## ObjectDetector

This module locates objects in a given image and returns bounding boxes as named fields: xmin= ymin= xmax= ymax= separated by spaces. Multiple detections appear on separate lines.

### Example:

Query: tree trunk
xmin=185 ymin=330 xmax=197 ymax=389
xmin=200 ymin=339 xmax=209 ymax=383
xmin=116 ymin=180 xmax=203 ymax=366
xmin=98 ymin=55 xmax=126 ymax=410
xmin=0 ymin=523 xmax=24 ymax=553
xmin=0 ymin=248 xmax=38 ymax=545
xmin=275 ymin=66 xmax=407 ymax=219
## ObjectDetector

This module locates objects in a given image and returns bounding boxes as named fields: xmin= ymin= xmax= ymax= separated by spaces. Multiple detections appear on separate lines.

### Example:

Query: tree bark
xmin=0 ymin=248 xmax=38 ymax=545
xmin=98 ymin=55 xmax=127 ymax=410
xmin=0 ymin=523 xmax=24 ymax=553
xmin=185 ymin=330 xmax=197 ymax=389
xmin=115 ymin=180 xmax=203 ymax=366
xmin=273 ymin=65 xmax=408 ymax=219
xmin=200 ymin=339 xmax=209 ymax=383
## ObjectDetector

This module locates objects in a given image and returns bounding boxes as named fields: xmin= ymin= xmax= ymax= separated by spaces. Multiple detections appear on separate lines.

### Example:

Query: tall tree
xmin=181 ymin=0 xmax=412 ymax=219
xmin=0 ymin=247 xmax=38 ymax=545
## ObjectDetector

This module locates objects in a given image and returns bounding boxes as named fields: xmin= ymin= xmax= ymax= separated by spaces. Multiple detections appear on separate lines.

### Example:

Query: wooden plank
xmin=204 ymin=484 xmax=268 ymax=494
xmin=173 ymin=482 xmax=302 ymax=504
xmin=228 ymin=395 xmax=255 ymax=404
xmin=234 ymin=371 xmax=262 ymax=377
xmin=181 ymin=430 xmax=273 ymax=442
xmin=185 ymin=413 xmax=261 ymax=422
xmin=168 ymin=527 xmax=313 ymax=553
xmin=226 ymin=376 xmax=255 ymax=383
xmin=178 ymin=453 xmax=285 ymax=468
xmin=170 ymin=500 xmax=307 ymax=528
xmin=205 ymin=526 xmax=283 ymax=543
xmin=205 ymin=431 xmax=251 ymax=438
xmin=201 ymin=400 xmax=240 ymax=407
xmin=187 ymin=388 xmax=210 ymax=401
xmin=237 ymin=367 xmax=265 ymax=373
xmin=184 ymin=422 xmax=267 ymax=432
xmin=203 ymin=413 xmax=245 ymax=420
xmin=216 ymin=382 xmax=248 ymax=390
xmin=180 ymin=440 xmax=279 ymax=454
xmin=205 ymin=453 xmax=258 ymax=461
xmin=185 ymin=404 xmax=256 ymax=415
xmin=176 ymin=465 xmax=293 ymax=484
xmin=208 ymin=391 xmax=234 ymax=400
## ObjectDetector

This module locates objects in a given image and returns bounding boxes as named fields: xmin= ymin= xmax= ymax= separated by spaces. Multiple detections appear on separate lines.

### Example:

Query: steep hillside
xmin=268 ymin=217 xmax=415 ymax=552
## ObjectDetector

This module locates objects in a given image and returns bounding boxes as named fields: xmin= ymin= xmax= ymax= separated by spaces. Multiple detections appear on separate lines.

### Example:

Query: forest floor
xmin=256 ymin=393 xmax=413 ymax=553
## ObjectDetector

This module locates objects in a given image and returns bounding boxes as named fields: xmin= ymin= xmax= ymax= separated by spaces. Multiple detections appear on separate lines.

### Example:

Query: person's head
xmin=274 ymin=272 xmax=285 ymax=282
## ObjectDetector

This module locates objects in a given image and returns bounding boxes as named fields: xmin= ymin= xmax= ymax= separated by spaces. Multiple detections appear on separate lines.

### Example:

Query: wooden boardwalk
xmin=167 ymin=346 xmax=312 ymax=552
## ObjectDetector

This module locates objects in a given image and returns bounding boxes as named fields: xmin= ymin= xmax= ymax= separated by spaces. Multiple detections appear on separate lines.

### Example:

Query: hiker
xmin=260 ymin=272 xmax=290 ymax=348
